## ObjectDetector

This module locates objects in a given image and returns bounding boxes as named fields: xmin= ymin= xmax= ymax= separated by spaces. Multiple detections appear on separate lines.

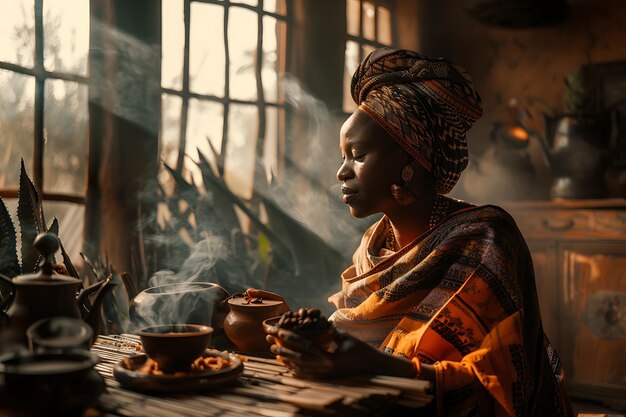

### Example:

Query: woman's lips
xmin=341 ymin=186 xmax=358 ymax=204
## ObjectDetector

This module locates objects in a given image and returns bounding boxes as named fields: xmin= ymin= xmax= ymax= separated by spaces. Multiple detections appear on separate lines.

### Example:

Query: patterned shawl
xmin=351 ymin=48 xmax=482 ymax=194
xmin=328 ymin=206 xmax=573 ymax=417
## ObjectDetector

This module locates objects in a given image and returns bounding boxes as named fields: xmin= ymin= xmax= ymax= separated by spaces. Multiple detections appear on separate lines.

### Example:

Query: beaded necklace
xmin=385 ymin=194 xmax=450 ymax=251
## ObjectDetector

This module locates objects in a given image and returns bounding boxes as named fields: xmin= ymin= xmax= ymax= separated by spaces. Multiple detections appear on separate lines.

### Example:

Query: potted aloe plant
xmin=0 ymin=160 xmax=132 ymax=335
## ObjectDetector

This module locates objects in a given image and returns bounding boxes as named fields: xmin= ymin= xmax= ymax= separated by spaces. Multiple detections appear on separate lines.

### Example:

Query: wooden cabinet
xmin=505 ymin=199 xmax=626 ymax=410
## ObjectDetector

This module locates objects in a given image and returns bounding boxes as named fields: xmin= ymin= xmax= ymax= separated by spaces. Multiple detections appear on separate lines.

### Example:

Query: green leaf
xmin=0 ymin=197 xmax=19 ymax=279
xmin=18 ymin=159 xmax=45 ymax=273
xmin=196 ymin=150 xmax=240 ymax=234
xmin=195 ymin=157 xmax=296 ymax=276
xmin=162 ymin=163 xmax=196 ymax=196
xmin=60 ymin=240 xmax=79 ymax=279
xmin=47 ymin=218 xmax=59 ymax=264
xmin=261 ymin=196 xmax=344 ymax=307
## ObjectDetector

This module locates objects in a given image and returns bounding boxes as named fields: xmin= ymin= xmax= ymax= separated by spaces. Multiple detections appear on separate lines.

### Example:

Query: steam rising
xmin=147 ymin=236 xmax=229 ymax=288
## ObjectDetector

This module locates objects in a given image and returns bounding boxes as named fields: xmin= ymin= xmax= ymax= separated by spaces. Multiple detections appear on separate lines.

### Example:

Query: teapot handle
xmin=0 ymin=273 xmax=15 ymax=312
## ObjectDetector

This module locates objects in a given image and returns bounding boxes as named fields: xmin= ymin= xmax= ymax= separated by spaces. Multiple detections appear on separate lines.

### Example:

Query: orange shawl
xmin=328 ymin=206 xmax=573 ymax=417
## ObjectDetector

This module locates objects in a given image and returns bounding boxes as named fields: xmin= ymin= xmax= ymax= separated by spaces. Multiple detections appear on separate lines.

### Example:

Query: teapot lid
xmin=13 ymin=233 xmax=81 ymax=286
xmin=227 ymin=296 xmax=284 ymax=310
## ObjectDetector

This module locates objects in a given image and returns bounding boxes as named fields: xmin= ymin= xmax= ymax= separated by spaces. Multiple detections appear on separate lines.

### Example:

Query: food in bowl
xmin=137 ymin=324 xmax=213 ymax=372
xmin=123 ymin=351 xmax=231 ymax=376
xmin=263 ymin=308 xmax=335 ymax=351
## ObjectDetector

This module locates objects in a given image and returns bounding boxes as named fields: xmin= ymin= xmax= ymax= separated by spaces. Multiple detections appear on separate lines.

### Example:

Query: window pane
xmin=346 ymin=0 xmax=359 ymax=37
xmin=160 ymin=93 xmax=182 ymax=168
xmin=263 ymin=107 xmax=284 ymax=184
xmin=228 ymin=7 xmax=257 ymax=102
xmin=0 ymin=69 xmax=34 ymax=188
xmin=377 ymin=6 xmax=392 ymax=45
xmin=362 ymin=1 xmax=375 ymax=41
xmin=224 ymin=104 xmax=258 ymax=200
xmin=235 ymin=0 xmax=257 ymax=6
xmin=262 ymin=16 xmax=286 ymax=103
xmin=42 ymin=201 xmax=84 ymax=264
xmin=186 ymin=98 xmax=224 ymax=185
xmin=362 ymin=44 xmax=376 ymax=61
xmin=190 ymin=3 xmax=225 ymax=97
xmin=162 ymin=0 xmax=184 ymax=90
xmin=43 ymin=79 xmax=87 ymax=195
xmin=43 ymin=0 xmax=89 ymax=75
xmin=264 ymin=0 xmax=286 ymax=14
xmin=0 ymin=0 xmax=35 ymax=67
xmin=343 ymin=41 xmax=359 ymax=113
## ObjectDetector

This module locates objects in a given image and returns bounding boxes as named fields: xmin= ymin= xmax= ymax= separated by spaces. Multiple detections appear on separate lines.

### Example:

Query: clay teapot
xmin=0 ymin=233 xmax=114 ymax=347
xmin=223 ymin=295 xmax=287 ymax=353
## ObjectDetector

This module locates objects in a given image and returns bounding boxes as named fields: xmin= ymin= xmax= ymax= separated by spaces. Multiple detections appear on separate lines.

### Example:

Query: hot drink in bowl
xmin=137 ymin=324 xmax=213 ymax=373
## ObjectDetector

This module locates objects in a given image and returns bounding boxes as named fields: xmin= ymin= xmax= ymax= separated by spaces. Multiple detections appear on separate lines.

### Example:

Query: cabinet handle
xmin=541 ymin=218 xmax=574 ymax=231
xmin=583 ymin=291 xmax=626 ymax=340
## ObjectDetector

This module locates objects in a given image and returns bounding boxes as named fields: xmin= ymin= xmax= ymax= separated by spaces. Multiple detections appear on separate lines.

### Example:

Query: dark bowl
xmin=137 ymin=324 xmax=213 ymax=372
xmin=262 ymin=316 xmax=335 ymax=352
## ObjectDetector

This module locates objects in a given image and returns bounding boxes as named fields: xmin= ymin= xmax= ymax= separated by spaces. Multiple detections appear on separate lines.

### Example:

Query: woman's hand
xmin=244 ymin=288 xmax=291 ymax=314
xmin=265 ymin=327 xmax=417 ymax=379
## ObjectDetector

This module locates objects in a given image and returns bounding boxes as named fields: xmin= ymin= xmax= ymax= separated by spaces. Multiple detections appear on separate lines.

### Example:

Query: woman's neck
xmin=386 ymin=194 xmax=437 ymax=249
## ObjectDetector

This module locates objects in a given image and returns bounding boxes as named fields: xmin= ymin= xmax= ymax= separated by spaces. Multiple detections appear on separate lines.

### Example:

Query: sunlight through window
xmin=343 ymin=0 xmax=395 ymax=113
xmin=161 ymin=0 xmax=288 ymax=199
xmin=0 ymin=0 xmax=89 ymax=260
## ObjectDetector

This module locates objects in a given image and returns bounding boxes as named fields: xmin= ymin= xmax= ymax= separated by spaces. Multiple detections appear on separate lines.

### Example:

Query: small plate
xmin=113 ymin=350 xmax=243 ymax=393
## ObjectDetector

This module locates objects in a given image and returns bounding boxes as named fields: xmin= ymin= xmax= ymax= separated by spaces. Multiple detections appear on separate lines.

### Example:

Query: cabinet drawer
xmin=508 ymin=208 xmax=626 ymax=240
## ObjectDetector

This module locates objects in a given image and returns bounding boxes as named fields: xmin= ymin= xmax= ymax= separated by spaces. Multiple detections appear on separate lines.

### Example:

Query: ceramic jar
xmin=223 ymin=298 xmax=285 ymax=352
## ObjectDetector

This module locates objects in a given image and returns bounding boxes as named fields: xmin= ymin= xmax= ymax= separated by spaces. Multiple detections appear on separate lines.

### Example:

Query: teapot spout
xmin=82 ymin=277 xmax=115 ymax=341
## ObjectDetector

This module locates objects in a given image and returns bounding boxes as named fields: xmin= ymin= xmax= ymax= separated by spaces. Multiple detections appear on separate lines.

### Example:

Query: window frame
xmin=161 ymin=0 xmax=291 ymax=194
xmin=0 ymin=0 xmax=87 ymax=205
xmin=343 ymin=0 xmax=396 ymax=114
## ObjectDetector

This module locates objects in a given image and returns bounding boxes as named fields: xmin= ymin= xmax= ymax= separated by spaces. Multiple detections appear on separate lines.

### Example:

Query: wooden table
xmin=91 ymin=335 xmax=433 ymax=416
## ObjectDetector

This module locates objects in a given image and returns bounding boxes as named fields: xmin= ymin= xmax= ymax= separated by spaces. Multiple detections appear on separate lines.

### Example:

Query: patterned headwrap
xmin=351 ymin=48 xmax=482 ymax=194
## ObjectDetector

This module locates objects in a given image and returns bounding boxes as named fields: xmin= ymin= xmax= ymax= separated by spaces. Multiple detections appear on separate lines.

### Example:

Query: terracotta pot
xmin=223 ymin=298 xmax=285 ymax=353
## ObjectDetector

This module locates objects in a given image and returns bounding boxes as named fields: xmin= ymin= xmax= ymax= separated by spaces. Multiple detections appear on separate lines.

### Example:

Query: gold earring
xmin=401 ymin=165 xmax=414 ymax=184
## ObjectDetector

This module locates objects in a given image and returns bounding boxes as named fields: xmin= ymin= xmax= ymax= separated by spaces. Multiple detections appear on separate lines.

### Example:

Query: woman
xmin=256 ymin=48 xmax=574 ymax=417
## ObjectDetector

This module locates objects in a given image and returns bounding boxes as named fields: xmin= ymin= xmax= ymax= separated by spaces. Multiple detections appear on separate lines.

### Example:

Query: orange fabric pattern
xmin=328 ymin=206 xmax=573 ymax=417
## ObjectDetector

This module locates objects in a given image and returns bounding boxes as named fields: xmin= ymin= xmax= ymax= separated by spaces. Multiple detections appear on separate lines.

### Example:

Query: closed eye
xmin=354 ymin=154 xmax=366 ymax=162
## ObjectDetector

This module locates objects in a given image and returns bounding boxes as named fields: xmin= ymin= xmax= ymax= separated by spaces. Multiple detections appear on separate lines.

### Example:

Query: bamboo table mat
xmin=91 ymin=334 xmax=432 ymax=416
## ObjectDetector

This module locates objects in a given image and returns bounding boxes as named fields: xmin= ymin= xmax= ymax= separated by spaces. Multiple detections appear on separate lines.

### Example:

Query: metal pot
xmin=129 ymin=282 xmax=230 ymax=333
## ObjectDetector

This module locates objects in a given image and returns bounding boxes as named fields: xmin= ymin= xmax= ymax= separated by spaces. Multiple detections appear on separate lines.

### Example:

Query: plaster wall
xmin=405 ymin=0 xmax=626 ymax=200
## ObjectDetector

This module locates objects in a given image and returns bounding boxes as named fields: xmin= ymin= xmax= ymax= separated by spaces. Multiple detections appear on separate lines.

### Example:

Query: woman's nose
xmin=337 ymin=160 xmax=353 ymax=182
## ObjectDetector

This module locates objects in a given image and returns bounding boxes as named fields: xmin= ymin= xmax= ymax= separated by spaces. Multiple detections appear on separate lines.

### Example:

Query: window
xmin=161 ymin=0 xmax=288 ymax=200
xmin=0 ymin=0 xmax=89 ymax=259
xmin=343 ymin=0 xmax=394 ymax=113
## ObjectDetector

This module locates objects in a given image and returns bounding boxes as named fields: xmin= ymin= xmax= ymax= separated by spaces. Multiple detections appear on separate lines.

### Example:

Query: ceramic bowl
xmin=262 ymin=316 xmax=335 ymax=352
xmin=137 ymin=324 xmax=213 ymax=372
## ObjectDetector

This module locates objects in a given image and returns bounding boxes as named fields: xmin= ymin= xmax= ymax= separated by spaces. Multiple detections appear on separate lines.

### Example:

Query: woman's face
xmin=337 ymin=109 xmax=407 ymax=218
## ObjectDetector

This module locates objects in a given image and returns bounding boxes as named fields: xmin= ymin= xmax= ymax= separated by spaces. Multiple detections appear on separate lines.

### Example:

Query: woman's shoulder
xmin=442 ymin=200 xmax=524 ymax=240
xmin=446 ymin=198 xmax=517 ymax=224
